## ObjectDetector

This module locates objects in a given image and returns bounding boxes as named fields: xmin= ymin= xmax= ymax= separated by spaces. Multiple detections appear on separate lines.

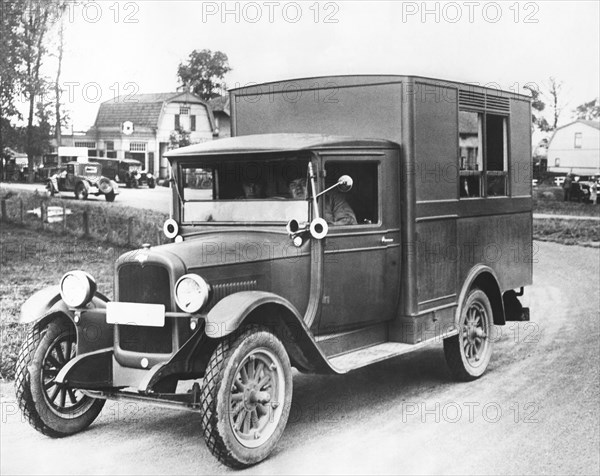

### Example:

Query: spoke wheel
xmin=228 ymin=348 xmax=286 ymax=448
xmin=40 ymin=330 xmax=90 ymax=417
xmin=444 ymin=288 xmax=493 ymax=381
xmin=15 ymin=319 xmax=105 ymax=438
xmin=201 ymin=325 xmax=292 ymax=468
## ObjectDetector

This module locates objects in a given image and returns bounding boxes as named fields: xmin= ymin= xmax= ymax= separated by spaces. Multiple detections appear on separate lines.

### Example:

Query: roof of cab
xmin=164 ymin=133 xmax=397 ymax=158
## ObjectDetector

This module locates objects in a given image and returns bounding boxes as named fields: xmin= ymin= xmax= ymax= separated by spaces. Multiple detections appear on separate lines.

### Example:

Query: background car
xmin=47 ymin=161 xmax=119 ymax=202
xmin=90 ymin=157 xmax=156 ymax=189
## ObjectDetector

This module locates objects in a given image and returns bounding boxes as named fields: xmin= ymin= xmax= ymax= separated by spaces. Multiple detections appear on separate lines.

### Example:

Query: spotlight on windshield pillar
xmin=309 ymin=218 xmax=328 ymax=240
xmin=163 ymin=218 xmax=179 ymax=239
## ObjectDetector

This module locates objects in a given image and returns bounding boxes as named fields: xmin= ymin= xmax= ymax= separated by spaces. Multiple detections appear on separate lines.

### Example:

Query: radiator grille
xmin=117 ymin=263 xmax=172 ymax=354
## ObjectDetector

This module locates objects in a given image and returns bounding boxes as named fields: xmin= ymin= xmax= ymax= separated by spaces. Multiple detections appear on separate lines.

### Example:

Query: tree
xmin=573 ymin=98 xmax=600 ymax=121
xmin=546 ymin=76 xmax=564 ymax=130
xmin=0 ymin=1 xmax=26 ymax=177
xmin=168 ymin=127 xmax=191 ymax=149
xmin=177 ymin=49 xmax=232 ymax=101
xmin=523 ymin=84 xmax=551 ymax=132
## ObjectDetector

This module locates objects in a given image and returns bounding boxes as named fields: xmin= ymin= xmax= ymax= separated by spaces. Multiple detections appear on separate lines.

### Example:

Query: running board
xmin=328 ymin=329 xmax=459 ymax=374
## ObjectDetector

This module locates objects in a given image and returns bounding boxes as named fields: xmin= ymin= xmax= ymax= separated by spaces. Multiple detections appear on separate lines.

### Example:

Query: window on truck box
xmin=485 ymin=114 xmax=508 ymax=196
xmin=459 ymin=111 xmax=483 ymax=197
xmin=459 ymin=111 xmax=508 ymax=198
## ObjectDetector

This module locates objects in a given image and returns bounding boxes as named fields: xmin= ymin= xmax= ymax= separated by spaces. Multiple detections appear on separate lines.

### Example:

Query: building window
xmin=555 ymin=158 xmax=560 ymax=167
xmin=106 ymin=141 xmax=114 ymax=151
xmin=190 ymin=115 xmax=196 ymax=132
xmin=130 ymin=142 xmax=147 ymax=152
xmin=574 ymin=132 xmax=582 ymax=148
xmin=180 ymin=106 xmax=190 ymax=115
xmin=74 ymin=141 xmax=96 ymax=148
xmin=459 ymin=111 xmax=508 ymax=198
xmin=107 ymin=151 xmax=117 ymax=159
xmin=175 ymin=114 xmax=180 ymax=129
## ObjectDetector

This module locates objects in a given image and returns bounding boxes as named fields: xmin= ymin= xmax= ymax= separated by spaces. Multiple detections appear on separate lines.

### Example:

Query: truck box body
xmin=230 ymin=75 xmax=533 ymax=343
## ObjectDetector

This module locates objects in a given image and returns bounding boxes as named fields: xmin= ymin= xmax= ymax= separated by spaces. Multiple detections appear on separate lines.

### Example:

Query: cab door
xmin=317 ymin=152 xmax=401 ymax=334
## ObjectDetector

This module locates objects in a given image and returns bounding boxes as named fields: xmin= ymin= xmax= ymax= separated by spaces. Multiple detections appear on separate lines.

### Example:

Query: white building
xmin=75 ymin=92 xmax=217 ymax=179
xmin=547 ymin=120 xmax=600 ymax=177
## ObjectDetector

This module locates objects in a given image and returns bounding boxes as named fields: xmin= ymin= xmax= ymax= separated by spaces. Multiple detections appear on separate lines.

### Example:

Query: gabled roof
xmin=553 ymin=119 xmax=600 ymax=132
xmin=93 ymin=92 xmax=208 ymax=128
xmin=165 ymin=133 xmax=396 ymax=158
xmin=579 ymin=120 xmax=600 ymax=130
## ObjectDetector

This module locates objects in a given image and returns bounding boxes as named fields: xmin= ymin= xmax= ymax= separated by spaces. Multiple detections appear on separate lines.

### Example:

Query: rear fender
xmin=206 ymin=291 xmax=332 ymax=373
xmin=458 ymin=265 xmax=506 ymax=326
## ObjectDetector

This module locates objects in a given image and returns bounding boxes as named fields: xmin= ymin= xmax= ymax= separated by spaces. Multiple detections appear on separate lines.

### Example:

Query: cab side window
xmin=324 ymin=161 xmax=379 ymax=225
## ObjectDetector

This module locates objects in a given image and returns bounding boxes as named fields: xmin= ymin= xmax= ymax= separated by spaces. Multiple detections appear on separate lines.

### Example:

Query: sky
xmin=29 ymin=0 xmax=600 ymax=131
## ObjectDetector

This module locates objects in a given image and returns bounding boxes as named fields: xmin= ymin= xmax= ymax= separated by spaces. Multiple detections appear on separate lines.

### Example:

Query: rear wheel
xmin=14 ymin=319 xmax=105 ymax=437
xmin=444 ymin=288 xmax=493 ymax=381
xmin=105 ymin=191 xmax=116 ymax=202
xmin=200 ymin=325 xmax=292 ymax=468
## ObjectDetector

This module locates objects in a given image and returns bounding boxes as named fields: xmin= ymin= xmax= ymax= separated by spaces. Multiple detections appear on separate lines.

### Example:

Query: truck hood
xmin=117 ymin=228 xmax=307 ymax=271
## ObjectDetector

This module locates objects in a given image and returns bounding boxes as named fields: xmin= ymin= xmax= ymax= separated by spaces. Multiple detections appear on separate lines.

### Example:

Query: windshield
xmin=180 ymin=156 xmax=311 ymax=224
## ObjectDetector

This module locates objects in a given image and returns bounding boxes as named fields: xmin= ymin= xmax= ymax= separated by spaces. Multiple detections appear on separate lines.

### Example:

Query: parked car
xmin=570 ymin=181 xmax=592 ymax=203
xmin=90 ymin=157 xmax=156 ymax=188
xmin=46 ymin=161 xmax=119 ymax=202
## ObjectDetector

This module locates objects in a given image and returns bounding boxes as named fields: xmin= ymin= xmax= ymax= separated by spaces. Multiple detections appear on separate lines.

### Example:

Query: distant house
xmin=547 ymin=120 xmax=600 ymax=177
xmin=75 ymin=92 xmax=217 ymax=179
xmin=208 ymin=96 xmax=231 ymax=137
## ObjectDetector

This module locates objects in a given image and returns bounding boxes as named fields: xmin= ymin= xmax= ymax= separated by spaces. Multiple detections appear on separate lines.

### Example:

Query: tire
xmin=14 ymin=318 xmax=105 ymax=437
xmin=149 ymin=180 xmax=156 ymax=189
xmin=200 ymin=325 xmax=293 ymax=468
xmin=75 ymin=182 xmax=88 ymax=200
xmin=105 ymin=191 xmax=116 ymax=202
xmin=444 ymin=288 xmax=494 ymax=381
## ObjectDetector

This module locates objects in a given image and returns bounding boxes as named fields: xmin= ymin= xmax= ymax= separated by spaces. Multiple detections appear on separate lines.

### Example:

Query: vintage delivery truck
xmin=15 ymin=75 xmax=532 ymax=468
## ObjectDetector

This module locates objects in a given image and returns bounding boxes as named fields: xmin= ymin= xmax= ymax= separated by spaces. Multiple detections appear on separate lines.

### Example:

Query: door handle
xmin=381 ymin=237 xmax=394 ymax=244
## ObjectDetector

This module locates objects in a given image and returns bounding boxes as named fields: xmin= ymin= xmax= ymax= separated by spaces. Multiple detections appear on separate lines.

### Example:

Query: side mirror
xmin=337 ymin=175 xmax=353 ymax=193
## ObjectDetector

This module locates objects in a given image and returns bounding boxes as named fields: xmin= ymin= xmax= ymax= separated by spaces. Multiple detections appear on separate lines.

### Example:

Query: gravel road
xmin=1 ymin=240 xmax=598 ymax=475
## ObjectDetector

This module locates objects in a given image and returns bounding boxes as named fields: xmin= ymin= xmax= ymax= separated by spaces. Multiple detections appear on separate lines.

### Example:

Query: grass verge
xmin=0 ymin=222 xmax=129 ymax=381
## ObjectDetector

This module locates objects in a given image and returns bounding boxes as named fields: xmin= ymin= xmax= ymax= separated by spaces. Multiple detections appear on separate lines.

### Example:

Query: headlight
xmin=174 ymin=274 xmax=210 ymax=313
xmin=60 ymin=271 xmax=96 ymax=308
xmin=147 ymin=173 xmax=153 ymax=178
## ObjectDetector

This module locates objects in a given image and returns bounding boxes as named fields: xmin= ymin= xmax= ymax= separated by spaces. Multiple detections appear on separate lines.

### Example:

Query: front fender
xmin=20 ymin=285 xmax=109 ymax=326
xmin=205 ymin=291 xmax=303 ymax=339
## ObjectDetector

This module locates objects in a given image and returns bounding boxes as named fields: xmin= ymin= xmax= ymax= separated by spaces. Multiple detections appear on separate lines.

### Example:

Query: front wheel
xmin=444 ymin=288 xmax=493 ymax=381
xmin=105 ymin=191 xmax=116 ymax=202
xmin=14 ymin=319 xmax=105 ymax=437
xmin=200 ymin=325 xmax=292 ymax=468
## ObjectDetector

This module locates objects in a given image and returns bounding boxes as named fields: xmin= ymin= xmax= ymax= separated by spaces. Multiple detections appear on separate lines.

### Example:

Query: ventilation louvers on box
xmin=459 ymin=89 xmax=510 ymax=114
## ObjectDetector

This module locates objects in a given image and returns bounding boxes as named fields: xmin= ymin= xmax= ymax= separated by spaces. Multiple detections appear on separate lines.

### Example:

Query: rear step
xmin=328 ymin=328 xmax=458 ymax=373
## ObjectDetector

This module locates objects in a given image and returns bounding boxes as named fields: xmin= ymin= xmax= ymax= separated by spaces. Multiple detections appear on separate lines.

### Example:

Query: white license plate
xmin=106 ymin=302 xmax=165 ymax=327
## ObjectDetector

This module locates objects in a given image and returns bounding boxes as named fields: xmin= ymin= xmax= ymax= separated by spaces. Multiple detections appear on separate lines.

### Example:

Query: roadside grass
xmin=534 ymin=218 xmax=600 ymax=247
xmin=0 ymin=223 xmax=129 ymax=381
xmin=0 ymin=186 xmax=169 ymax=247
